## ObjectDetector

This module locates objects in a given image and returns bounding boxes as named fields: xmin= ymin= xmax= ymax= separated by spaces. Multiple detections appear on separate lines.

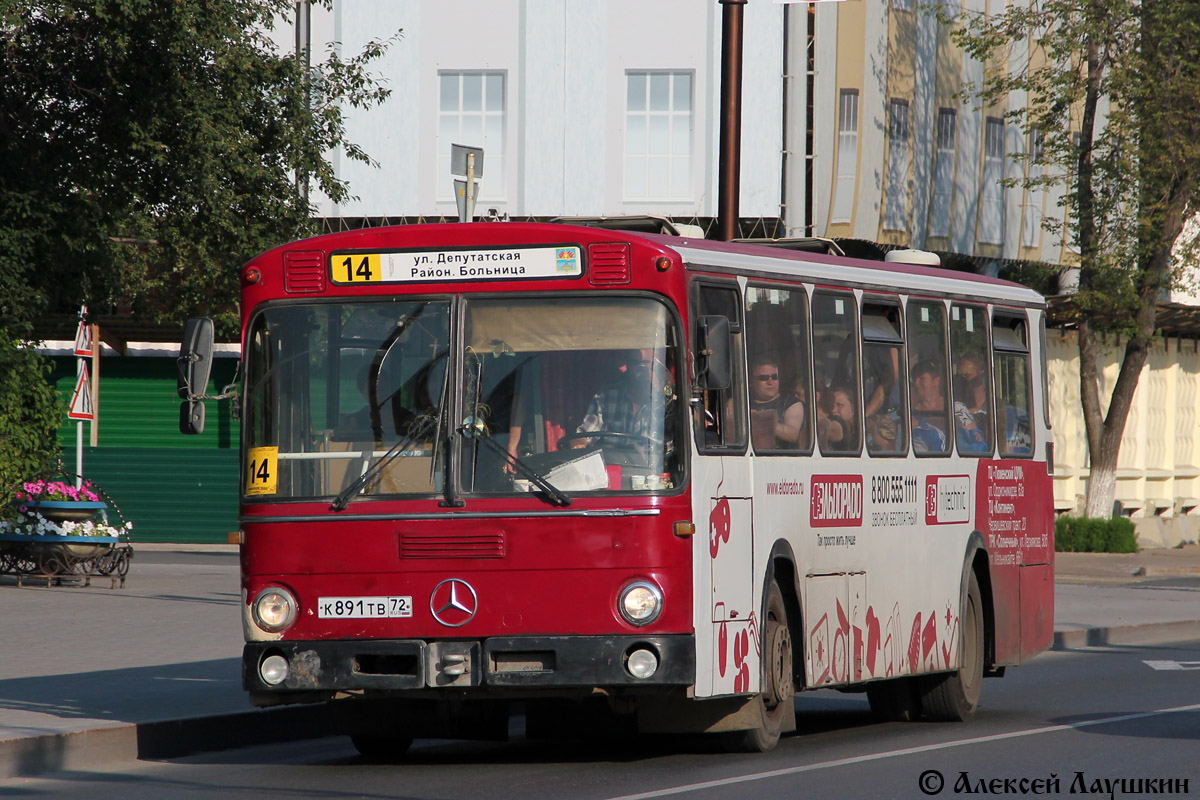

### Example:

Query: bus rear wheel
xmin=920 ymin=570 xmax=984 ymax=721
xmin=726 ymin=579 xmax=793 ymax=752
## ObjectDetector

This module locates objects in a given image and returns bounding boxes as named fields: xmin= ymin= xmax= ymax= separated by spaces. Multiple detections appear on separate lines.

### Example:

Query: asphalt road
xmin=6 ymin=638 xmax=1198 ymax=799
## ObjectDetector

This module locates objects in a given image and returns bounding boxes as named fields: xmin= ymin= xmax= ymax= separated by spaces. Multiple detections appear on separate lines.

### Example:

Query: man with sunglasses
xmin=749 ymin=357 xmax=805 ymax=450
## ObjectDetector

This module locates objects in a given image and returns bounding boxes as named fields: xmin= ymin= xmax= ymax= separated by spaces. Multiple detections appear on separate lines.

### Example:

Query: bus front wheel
xmin=726 ymin=579 xmax=793 ymax=752
xmin=920 ymin=570 xmax=984 ymax=721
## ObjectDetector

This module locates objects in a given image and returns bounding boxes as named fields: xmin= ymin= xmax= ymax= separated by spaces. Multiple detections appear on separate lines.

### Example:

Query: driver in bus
xmin=574 ymin=349 xmax=669 ymax=444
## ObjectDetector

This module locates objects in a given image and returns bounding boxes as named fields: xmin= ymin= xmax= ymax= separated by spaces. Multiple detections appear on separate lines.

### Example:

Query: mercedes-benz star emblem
xmin=430 ymin=578 xmax=478 ymax=627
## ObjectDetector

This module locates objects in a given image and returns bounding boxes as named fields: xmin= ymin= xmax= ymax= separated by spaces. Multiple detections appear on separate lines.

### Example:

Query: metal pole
xmin=466 ymin=152 xmax=477 ymax=222
xmin=75 ymin=356 xmax=83 ymax=489
xmin=90 ymin=323 xmax=99 ymax=447
xmin=717 ymin=0 xmax=747 ymax=242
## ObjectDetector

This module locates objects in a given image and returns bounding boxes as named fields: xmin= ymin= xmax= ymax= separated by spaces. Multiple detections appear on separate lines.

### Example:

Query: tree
xmin=0 ymin=330 xmax=63 ymax=500
xmin=0 ymin=0 xmax=397 ymax=336
xmin=0 ymin=0 xmax=396 ymax=499
xmin=948 ymin=0 xmax=1200 ymax=517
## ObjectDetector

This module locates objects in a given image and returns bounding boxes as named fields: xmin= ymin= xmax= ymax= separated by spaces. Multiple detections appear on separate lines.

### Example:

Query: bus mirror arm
xmin=457 ymin=425 xmax=572 ymax=507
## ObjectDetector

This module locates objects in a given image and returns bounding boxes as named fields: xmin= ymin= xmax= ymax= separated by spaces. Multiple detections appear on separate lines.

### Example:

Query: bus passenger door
xmin=710 ymin=487 xmax=753 ymax=696
xmin=691 ymin=281 xmax=755 ymax=697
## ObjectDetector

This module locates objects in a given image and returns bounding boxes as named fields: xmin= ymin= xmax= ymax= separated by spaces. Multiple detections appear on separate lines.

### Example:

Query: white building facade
xmin=286 ymin=0 xmax=784 ymax=225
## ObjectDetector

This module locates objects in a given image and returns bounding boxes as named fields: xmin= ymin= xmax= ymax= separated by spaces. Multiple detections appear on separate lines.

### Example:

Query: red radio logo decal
xmin=810 ymin=475 xmax=863 ymax=528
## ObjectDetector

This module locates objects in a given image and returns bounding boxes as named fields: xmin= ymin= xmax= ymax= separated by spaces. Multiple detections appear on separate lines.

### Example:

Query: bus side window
xmin=949 ymin=303 xmax=992 ymax=455
xmin=745 ymin=285 xmax=812 ymax=454
xmin=906 ymin=301 xmax=952 ymax=456
xmin=694 ymin=284 xmax=746 ymax=451
xmin=993 ymin=312 xmax=1034 ymax=457
xmin=862 ymin=301 xmax=907 ymax=456
xmin=812 ymin=291 xmax=861 ymax=455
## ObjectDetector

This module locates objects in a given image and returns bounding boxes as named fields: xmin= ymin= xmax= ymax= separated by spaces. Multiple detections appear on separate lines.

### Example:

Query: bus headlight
xmin=626 ymin=646 xmax=660 ymax=679
xmin=619 ymin=580 xmax=663 ymax=626
xmin=252 ymin=587 xmax=298 ymax=633
xmin=260 ymin=654 xmax=290 ymax=685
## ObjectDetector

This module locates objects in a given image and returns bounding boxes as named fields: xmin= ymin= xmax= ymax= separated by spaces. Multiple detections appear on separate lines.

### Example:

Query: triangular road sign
xmin=73 ymin=319 xmax=93 ymax=357
xmin=68 ymin=365 xmax=94 ymax=421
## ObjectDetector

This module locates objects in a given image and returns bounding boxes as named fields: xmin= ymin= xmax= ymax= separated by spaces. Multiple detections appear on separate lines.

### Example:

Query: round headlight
xmin=252 ymin=587 xmax=298 ymax=633
xmin=619 ymin=580 xmax=663 ymax=626
xmin=260 ymin=654 xmax=290 ymax=685
xmin=626 ymin=647 xmax=660 ymax=679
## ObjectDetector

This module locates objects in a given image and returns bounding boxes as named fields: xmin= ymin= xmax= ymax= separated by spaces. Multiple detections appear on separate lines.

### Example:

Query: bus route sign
xmin=329 ymin=245 xmax=582 ymax=285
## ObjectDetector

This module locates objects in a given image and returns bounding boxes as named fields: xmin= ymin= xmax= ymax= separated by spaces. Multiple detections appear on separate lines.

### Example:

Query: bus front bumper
xmin=243 ymin=635 xmax=695 ymax=697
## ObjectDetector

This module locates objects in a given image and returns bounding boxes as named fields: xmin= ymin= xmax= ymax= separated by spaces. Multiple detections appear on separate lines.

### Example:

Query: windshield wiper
xmin=456 ymin=424 xmax=572 ymax=507
xmin=330 ymin=415 xmax=437 ymax=512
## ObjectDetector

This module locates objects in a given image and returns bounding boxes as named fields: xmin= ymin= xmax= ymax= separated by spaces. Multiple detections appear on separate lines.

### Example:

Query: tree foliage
xmin=946 ymin=0 xmax=1200 ymax=515
xmin=0 ymin=0 xmax=397 ymax=336
xmin=0 ymin=0 xmax=396 ymax=501
xmin=0 ymin=330 xmax=64 ymax=506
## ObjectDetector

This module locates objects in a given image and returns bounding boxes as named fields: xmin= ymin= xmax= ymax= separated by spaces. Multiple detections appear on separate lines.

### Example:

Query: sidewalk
xmin=2 ymin=544 xmax=1199 ymax=780
xmin=1053 ymin=544 xmax=1200 ymax=648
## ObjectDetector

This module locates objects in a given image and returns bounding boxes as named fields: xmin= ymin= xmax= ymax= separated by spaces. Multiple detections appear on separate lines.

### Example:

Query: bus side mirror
xmin=697 ymin=315 xmax=731 ymax=390
xmin=178 ymin=317 xmax=214 ymax=435
xmin=178 ymin=317 xmax=215 ymax=400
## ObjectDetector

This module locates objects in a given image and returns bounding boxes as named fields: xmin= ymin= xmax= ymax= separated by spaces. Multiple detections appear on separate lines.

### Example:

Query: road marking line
xmin=603 ymin=702 xmax=1200 ymax=800
xmin=1144 ymin=659 xmax=1200 ymax=670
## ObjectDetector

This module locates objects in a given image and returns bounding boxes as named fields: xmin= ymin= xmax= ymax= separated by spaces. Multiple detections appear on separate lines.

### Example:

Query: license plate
xmin=317 ymin=596 xmax=413 ymax=619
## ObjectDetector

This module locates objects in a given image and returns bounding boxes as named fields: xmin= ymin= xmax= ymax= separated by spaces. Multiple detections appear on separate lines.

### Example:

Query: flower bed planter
xmin=3 ymin=477 xmax=133 ymax=587
xmin=15 ymin=500 xmax=109 ymax=523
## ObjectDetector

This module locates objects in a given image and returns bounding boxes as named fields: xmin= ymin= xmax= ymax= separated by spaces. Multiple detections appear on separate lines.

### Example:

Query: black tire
xmin=920 ymin=570 xmax=984 ymax=721
xmin=866 ymin=677 xmax=921 ymax=721
xmin=349 ymin=734 xmax=414 ymax=760
xmin=726 ymin=580 xmax=793 ymax=752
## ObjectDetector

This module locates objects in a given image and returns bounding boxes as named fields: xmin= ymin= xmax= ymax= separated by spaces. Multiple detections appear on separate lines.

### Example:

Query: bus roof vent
xmin=284 ymin=251 xmax=326 ymax=293
xmin=587 ymin=242 xmax=631 ymax=285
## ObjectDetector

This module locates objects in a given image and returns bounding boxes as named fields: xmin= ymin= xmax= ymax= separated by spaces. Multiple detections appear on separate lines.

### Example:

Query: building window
xmin=1021 ymin=129 xmax=1045 ymax=247
xmin=884 ymin=99 xmax=910 ymax=232
xmin=438 ymin=72 xmax=506 ymax=202
xmin=624 ymin=71 xmax=692 ymax=201
xmin=979 ymin=117 xmax=1005 ymax=244
xmin=929 ymin=108 xmax=957 ymax=238
xmin=832 ymin=89 xmax=859 ymax=224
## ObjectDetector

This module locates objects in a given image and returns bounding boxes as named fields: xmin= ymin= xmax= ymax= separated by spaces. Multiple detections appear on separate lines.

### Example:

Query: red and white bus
xmin=181 ymin=221 xmax=1053 ymax=754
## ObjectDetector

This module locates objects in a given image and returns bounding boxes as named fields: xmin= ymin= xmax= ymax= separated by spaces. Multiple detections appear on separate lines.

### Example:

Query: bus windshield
xmin=244 ymin=300 xmax=452 ymax=500
xmin=242 ymin=295 xmax=682 ymax=501
xmin=459 ymin=296 xmax=682 ymax=495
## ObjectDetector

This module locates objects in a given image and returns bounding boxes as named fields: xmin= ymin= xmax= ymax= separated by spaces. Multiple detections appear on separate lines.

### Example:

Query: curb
xmin=0 ymin=705 xmax=332 ymax=781
xmin=1052 ymin=620 xmax=1200 ymax=651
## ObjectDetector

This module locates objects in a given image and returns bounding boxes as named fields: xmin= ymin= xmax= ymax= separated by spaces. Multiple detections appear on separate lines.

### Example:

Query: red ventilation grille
xmin=284 ymin=251 xmax=326 ymax=293
xmin=587 ymin=243 xmax=631 ymax=285
xmin=400 ymin=531 xmax=506 ymax=559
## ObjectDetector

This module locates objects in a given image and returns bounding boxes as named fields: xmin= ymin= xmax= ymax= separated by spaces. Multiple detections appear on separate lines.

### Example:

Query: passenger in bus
xmin=1003 ymin=405 xmax=1033 ymax=454
xmin=910 ymin=359 xmax=949 ymax=453
xmin=817 ymin=385 xmax=857 ymax=451
xmin=956 ymin=353 xmax=988 ymax=416
xmin=748 ymin=357 xmax=805 ymax=450
xmin=863 ymin=347 xmax=900 ymax=420
xmin=952 ymin=374 xmax=989 ymax=453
